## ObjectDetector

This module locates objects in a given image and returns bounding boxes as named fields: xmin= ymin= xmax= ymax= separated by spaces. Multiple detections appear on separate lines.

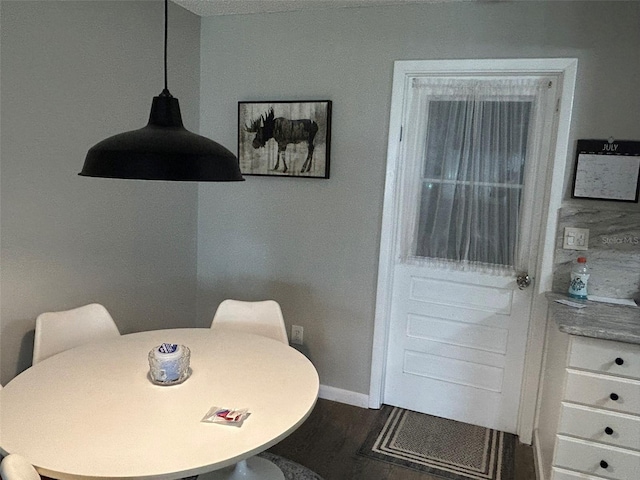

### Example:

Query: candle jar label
xmin=148 ymin=344 xmax=191 ymax=385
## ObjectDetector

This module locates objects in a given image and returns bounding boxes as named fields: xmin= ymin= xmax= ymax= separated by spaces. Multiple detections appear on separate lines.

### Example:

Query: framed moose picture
xmin=238 ymin=100 xmax=331 ymax=178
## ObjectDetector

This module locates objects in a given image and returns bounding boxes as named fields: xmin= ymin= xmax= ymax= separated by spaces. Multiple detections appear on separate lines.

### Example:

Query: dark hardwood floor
xmin=268 ymin=398 xmax=537 ymax=480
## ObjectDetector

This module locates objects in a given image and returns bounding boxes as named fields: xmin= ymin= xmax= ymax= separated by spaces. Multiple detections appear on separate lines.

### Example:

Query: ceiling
xmin=172 ymin=0 xmax=472 ymax=17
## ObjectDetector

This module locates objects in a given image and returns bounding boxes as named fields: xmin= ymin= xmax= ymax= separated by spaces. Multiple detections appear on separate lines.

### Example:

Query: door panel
xmin=407 ymin=315 xmax=509 ymax=354
xmin=410 ymin=276 xmax=514 ymax=313
xmin=404 ymin=336 xmax=507 ymax=368
xmin=385 ymin=264 xmax=531 ymax=432
xmin=404 ymin=351 xmax=505 ymax=391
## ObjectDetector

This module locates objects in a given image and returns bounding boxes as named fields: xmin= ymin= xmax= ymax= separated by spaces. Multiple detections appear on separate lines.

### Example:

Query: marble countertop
xmin=546 ymin=292 xmax=640 ymax=345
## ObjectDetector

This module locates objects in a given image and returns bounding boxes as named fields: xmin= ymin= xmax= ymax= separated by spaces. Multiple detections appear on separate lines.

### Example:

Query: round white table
xmin=0 ymin=328 xmax=319 ymax=480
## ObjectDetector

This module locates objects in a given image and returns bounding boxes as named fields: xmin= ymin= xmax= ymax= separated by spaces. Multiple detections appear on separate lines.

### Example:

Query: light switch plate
xmin=563 ymin=227 xmax=589 ymax=251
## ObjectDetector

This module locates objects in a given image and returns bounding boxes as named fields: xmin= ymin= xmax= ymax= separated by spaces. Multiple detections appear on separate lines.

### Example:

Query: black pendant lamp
xmin=79 ymin=0 xmax=244 ymax=182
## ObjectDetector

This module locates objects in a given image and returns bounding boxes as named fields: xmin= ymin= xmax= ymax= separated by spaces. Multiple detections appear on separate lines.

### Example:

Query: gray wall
xmin=0 ymin=1 xmax=202 ymax=386
xmin=197 ymin=1 xmax=640 ymax=395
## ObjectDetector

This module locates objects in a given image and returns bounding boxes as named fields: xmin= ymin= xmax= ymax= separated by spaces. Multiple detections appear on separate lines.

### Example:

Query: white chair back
xmin=211 ymin=299 xmax=289 ymax=344
xmin=33 ymin=303 xmax=120 ymax=364
xmin=0 ymin=454 xmax=41 ymax=480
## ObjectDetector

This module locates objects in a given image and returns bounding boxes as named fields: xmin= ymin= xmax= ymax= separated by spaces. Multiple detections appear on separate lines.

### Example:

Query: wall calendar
xmin=572 ymin=139 xmax=640 ymax=203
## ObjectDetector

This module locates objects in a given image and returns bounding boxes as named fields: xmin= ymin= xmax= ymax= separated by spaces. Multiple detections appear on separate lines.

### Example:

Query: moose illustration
xmin=245 ymin=108 xmax=319 ymax=174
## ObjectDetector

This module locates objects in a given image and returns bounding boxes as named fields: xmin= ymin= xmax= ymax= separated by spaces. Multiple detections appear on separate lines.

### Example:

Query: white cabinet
xmin=558 ymin=403 xmax=640 ymax=451
xmin=567 ymin=338 xmax=640 ymax=379
xmin=551 ymin=336 xmax=640 ymax=480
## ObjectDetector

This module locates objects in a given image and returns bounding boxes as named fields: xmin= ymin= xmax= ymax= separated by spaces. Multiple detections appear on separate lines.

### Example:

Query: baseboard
xmin=533 ymin=428 xmax=545 ymax=480
xmin=318 ymin=384 xmax=369 ymax=408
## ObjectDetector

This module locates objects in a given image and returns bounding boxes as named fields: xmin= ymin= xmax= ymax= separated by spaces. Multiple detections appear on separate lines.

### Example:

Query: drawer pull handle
xmin=604 ymin=427 xmax=614 ymax=435
xmin=609 ymin=393 xmax=619 ymax=401
xmin=615 ymin=357 xmax=624 ymax=365
xmin=600 ymin=460 xmax=608 ymax=469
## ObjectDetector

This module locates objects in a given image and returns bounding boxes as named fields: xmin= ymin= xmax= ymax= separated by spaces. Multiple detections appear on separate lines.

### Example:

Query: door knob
xmin=516 ymin=273 xmax=531 ymax=290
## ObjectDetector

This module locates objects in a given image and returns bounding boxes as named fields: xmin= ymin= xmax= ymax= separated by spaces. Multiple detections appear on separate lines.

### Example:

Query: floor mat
xmin=358 ymin=405 xmax=515 ymax=480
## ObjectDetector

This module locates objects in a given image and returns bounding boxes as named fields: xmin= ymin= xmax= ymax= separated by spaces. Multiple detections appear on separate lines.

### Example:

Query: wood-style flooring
xmin=268 ymin=398 xmax=537 ymax=480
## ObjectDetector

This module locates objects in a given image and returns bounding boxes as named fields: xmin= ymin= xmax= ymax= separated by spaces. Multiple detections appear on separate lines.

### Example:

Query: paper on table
xmin=588 ymin=295 xmax=637 ymax=306
xmin=555 ymin=299 xmax=587 ymax=309
xmin=201 ymin=406 xmax=250 ymax=426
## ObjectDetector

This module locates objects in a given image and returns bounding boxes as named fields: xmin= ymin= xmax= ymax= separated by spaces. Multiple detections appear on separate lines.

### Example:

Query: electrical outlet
xmin=291 ymin=325 xmax=304 ymax=345
xmin=563 ymin=227 xmax=589 ymax=251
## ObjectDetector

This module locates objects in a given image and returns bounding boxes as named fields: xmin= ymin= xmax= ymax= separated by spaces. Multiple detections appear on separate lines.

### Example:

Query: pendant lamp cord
xmin=161 ymin=0 xmax=170 ymax=97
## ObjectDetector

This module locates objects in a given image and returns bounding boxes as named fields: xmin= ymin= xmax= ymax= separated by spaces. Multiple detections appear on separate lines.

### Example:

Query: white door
xmin=375 ymin=61 xmax=565 ymax=434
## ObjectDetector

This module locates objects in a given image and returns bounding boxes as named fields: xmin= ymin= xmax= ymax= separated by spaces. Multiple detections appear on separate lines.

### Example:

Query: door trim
xmin=369 ymin=58 xmax=578 ymax=444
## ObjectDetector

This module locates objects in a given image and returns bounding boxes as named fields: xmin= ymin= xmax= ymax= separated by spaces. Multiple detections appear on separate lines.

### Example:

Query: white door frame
xmin=369 ymin=58 xmax=577 ymax=444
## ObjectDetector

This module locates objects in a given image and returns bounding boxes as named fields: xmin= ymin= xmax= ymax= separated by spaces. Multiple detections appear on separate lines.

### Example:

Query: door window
xmin=397 ymin=78 xmax=548 ymax=272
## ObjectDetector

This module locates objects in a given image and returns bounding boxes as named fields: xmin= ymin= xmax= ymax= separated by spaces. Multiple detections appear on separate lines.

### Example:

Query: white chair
xmin=0 ymin=454 xmax=41 ymax=480
xmin=32 ymin=303 xmax=120 ymax=365
xmin=210 ymin=299 xmax=289 ymax=344
xmin=205 ymin=297 xmax=290 ymax=480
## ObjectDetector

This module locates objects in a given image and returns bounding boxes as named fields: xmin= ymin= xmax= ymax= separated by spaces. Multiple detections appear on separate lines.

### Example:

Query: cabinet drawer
xmin=551 ymin=467 xmax=607 ymax=480
xmin=554 ymin=435 xmax=640 ymax=480
xmin=570 ymin=337 xmax=640 ymax=380
xmin=559 ymin=402 xmax=640 ymax=450
xmin=565 ymin=370 xmax=640 ymax=416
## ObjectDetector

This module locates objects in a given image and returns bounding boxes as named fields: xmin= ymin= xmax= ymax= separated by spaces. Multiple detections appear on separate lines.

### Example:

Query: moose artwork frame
xmin=238 ymin=100 xmax=332 ymax=178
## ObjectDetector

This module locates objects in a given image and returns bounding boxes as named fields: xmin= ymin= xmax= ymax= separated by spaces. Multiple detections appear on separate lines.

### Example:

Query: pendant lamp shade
xmin=80 ymin=91 xmax=244 ymax=181
xmin=79 ymin=0 xmax=244 ymax=182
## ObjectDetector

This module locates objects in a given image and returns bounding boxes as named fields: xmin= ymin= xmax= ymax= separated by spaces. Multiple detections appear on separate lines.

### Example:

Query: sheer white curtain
xmin=397 ymin=77 xmax=547 ymax=274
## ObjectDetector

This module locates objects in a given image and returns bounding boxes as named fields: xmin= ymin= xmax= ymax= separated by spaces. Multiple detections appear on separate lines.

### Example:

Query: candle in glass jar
xmin=151 ymin=343 xmax=183 ymax=382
